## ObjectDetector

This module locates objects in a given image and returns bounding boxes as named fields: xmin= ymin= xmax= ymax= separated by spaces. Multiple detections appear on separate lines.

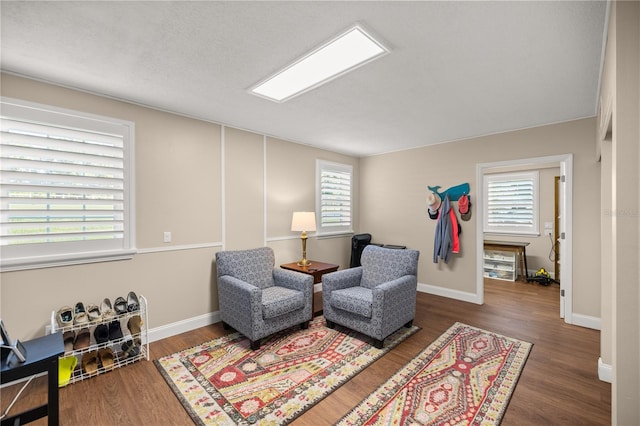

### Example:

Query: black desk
xmin=1 ymin=333 xmax=64 ymax=426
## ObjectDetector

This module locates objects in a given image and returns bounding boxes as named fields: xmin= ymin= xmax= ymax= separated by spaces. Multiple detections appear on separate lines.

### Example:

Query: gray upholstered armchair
xmin=322 ymin=245 xmax=420 ymax=348
xmin=215 ymin=247 xmax=313 ymax=350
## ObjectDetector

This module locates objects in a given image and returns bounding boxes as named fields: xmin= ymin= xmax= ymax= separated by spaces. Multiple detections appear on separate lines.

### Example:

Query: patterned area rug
xmin=154 ymin=316 xmax=419 ymax=425
xmin=337 ymin=322 xmax=532 ymax=425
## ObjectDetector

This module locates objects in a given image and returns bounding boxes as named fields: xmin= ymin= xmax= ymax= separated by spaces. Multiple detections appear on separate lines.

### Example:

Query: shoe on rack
xmin=121 ymin=339 xmax=140 ymax=359
xmin=98 ymin=347 xmax=115 ymax=370
xmin=58 ymin=355 xmax=77 ymax=387
xmin=127 ymin=291 xmax=140 ymax=312
xmin=113 ymin=297 xmax=128 ymax=315
xmin=74 ymin=302 xmax=88 ymax=325
xmin=108 ymin=320 xmax=123 ymax=341
xmin=86 ymin=304 xmax=102 ymax=322
xmin=73 ymin=328 xmax=91 ymax=350
xmin=94 ymin=324 xmax=109 ymax=345
xmin=63 ymin=330 xmax=75 ymax=353
xmin=100 ymin=298 xmax=116 ymax=319
xmin=127 ymin=315 xmax=143 ymax=335
xmin=127 ymin=315 xmax=143 ymax=345
xmin=56 ymin=306 xmax=74 ymax=328
xmin=81 ymin=350 xmax=99 ymax=375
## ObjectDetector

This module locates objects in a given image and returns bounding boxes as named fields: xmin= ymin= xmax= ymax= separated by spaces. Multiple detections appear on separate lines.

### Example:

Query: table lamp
xmin=291 ymin=212 xmax=316 ymax=266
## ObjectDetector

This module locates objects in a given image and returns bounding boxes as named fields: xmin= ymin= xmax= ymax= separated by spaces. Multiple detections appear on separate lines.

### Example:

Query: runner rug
xmin=154 ymin=316 xmax=419 ymax=425
xmin=336 ymin=322 xmax=532 ymax=425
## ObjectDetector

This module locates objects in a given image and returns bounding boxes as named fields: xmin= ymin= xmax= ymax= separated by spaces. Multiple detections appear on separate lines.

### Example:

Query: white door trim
xmin=476 ymin=154 xmax=573 ymax=323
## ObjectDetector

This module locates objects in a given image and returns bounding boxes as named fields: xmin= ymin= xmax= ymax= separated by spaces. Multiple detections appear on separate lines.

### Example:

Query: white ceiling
xmin=1 ymin=1 xmax=608 ymax=157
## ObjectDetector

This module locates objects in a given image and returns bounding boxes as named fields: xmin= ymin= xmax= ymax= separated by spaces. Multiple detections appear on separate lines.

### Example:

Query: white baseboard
xmin=147 ymin=311 xmax=221 ymax=343
xmin=570 ymin=313 xmax=601 ymax=330
xmin=145 ymin=290 xmax=600 ymax=345
xmin=417 ymin=283 xmax=482 ymax=304
xmin=417 ymin=283 xmax=601 ymax=332
xmin=598 ymin=357 xmax=612 ymax=383
xmin=145 ymin=283 xmax=476 ymax=344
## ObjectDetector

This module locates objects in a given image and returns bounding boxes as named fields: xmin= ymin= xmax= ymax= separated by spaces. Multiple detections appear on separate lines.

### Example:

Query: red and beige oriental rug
xmin=337 ymin=322 xmax=532 ymax=425
xmin=154 ymin=316 xmax=419 ymax=425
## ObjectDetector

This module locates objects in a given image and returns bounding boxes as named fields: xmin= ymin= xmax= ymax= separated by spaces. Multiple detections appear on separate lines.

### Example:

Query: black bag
xmin=350 ymin=233 xmax=372 ymax=267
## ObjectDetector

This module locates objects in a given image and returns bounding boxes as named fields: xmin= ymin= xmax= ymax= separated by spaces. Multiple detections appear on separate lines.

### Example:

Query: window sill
xmin=483 ymin=232 xmax=540 ymax=238
xmin=316 ymin=230 xmax=354 ymax=239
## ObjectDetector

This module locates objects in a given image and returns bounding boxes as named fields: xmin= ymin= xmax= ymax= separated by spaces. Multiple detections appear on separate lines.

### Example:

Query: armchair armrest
xmin=322 ymin=267 xmax=363 ymax=293
xmin=371 ymin=275 xmax=417 ymax=313
xmin=273 ymin=268 xmax=313 ymax=291
xmin=218 ymin=275 xmax=262 ymax=310
xmin=273 ymin=269 xmax=313 ymax=304
xmin=374 ymin=274 xmax=417 ymax=293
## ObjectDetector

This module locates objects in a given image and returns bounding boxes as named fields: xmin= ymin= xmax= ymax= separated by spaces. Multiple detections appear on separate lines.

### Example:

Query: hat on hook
xmin=427 ymin=192 xmax=441 ymax=219
xmin=458 ymin=193 xmax=471 ymax=221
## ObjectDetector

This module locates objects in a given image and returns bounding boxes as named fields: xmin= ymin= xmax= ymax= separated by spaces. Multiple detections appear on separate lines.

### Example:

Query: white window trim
xmin=316 ymin=159 xmax=354 ymax=236
xmin=0 ymin=97 xmax=136 ymax=271
xmin=483 ymin=170 xmax=539 ymax=236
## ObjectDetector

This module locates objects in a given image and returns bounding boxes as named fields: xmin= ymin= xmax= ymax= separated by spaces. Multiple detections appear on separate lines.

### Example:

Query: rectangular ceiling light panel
xmin=250 ymin=25 xmax=389 ymax=102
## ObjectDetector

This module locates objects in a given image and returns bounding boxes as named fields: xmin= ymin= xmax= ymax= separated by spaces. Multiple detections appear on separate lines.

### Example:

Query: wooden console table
xmin=280 ymin=260 xmax=339 ymax=317
xmin=1 ymin=332 xmax=64 ymax=425
xmin=483 ymin=240 xmax=530 ymax=281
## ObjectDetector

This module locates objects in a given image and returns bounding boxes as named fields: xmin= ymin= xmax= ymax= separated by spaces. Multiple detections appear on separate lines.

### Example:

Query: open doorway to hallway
xmin=476 ymin=154 xmax=573 ymax=323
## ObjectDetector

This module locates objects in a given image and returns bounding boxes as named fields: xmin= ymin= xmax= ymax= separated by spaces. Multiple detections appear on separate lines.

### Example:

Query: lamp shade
xmin=291 ymin=212 xmax=317 ymax=232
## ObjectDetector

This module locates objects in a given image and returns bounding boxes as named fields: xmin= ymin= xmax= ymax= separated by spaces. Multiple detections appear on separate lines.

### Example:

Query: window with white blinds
xmin=0 ymin=98 xmax=136 ymax=271
xmin=316 ymin=160 xmax=353 ymax=235
xmin=483 ymin=171 xmax=539 ymax=235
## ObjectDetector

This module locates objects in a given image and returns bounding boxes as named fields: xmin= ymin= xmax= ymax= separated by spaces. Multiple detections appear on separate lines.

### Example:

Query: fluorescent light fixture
xmin=250 ymin=24 xmax=389 ymax=102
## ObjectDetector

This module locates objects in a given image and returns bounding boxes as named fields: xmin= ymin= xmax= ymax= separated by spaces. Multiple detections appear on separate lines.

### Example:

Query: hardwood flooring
xmin=2 ymin=279 xmax=611 ymax=425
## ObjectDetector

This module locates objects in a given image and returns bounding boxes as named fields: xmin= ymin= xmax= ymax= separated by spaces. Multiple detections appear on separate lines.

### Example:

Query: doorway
xmin=475 ymin=154 xmax=574 ymax=323
xmin=554 ymin=175 xmax=561 ymax=282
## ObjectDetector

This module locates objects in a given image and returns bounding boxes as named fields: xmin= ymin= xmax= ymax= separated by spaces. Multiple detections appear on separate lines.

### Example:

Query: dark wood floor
xmin=2 ymin=279 xmax=611 ymax=425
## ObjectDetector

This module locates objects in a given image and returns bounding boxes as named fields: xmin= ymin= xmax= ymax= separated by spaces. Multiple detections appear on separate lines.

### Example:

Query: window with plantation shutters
xmin=0 ymin=98 xmax=136 ymax=271
xmin=316 ymin=160 xmax=353 ymax=235
xmin=483 ymin=171 xmax=539 ymax=235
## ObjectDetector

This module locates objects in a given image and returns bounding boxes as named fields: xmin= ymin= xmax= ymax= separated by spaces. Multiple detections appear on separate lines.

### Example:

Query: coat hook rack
xmin=427 ymin=182 xmax=470 ymax=202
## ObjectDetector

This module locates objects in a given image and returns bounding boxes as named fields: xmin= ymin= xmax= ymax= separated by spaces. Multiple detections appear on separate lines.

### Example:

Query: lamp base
xmin=297 ymin=233 xmax=312 ymax=267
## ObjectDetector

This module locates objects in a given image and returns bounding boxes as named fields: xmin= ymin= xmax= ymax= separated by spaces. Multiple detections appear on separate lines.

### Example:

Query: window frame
xmin=0 ymin=97 xmax=136 ymax=271
xmin=315 ymin=159 xmax=354 ymax=236
xmin=483 ymin=170 xmax=539 ymax=236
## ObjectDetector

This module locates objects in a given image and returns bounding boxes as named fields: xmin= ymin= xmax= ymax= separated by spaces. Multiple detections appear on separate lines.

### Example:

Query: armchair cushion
xmin=331 ymin=286 xmax=373 ymax=318
xmin=262 ymin=286 xmax=305 ymax=319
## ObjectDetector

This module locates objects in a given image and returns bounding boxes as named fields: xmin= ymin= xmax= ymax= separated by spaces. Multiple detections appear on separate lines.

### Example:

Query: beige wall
xmin=224 ymin=127 xmax=265 ymax=250
xmin=360 ymin=118 xmax=601 ymax=317
xmin=265 ymin=137 xmax=358 ymax=267
xmin=597 ymin=1 xmax=640 ymax=423
xmin=1 ymin=74 xmax=224 ymax=339
xmin=0 ymin=73 xmax=358 ymax=340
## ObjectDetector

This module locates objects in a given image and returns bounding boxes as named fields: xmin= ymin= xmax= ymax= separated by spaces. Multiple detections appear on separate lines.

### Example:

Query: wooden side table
xmin=280 ymin=260 xmax=339 ymax=317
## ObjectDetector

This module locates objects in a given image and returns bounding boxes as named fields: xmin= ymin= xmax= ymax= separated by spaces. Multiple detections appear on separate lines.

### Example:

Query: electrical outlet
xmin=545 ymin=229 xmax=552 ymax=237
xmin=163 ymin=231 xmax=172 ymax=243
